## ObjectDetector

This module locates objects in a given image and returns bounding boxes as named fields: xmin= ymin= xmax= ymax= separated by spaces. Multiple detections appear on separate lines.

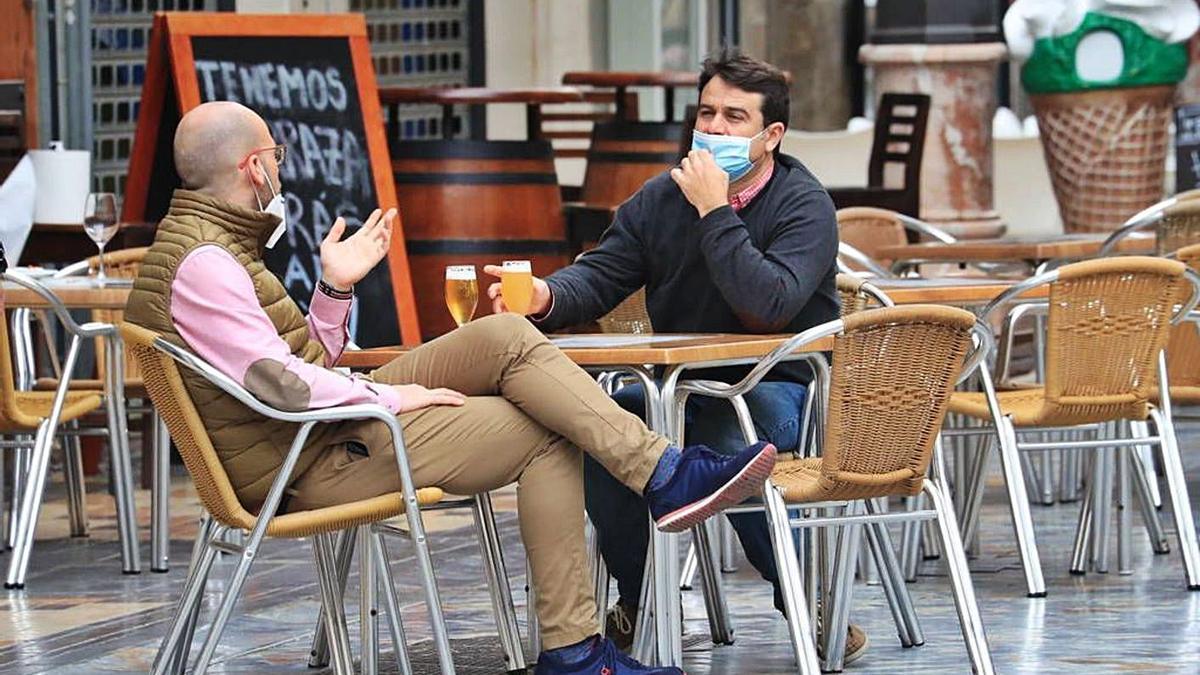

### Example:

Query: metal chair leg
xmin=526 ymin=559 xmax=542 ymax=657
xmin=764 ymin=486 xmax=821 ymax=675
xmin=899 ymin=495 xmax=923 ymax=582
xmin=1129 ymin=446 xmax=1170 ymax=554
xmin=588 ymin=520 xmax=609 ymax=632
xmin=62 ymin=422 xmax=89 ymax=538
xmin=1091 ymin=446 xmax=1114 ymax=574
xmin=1129 ymin=420 xmax=1161 ymax=509
xmin=359 ymin=527 xmax=379 ymax=675
xmin=1069 ymin=474 xmax=1094 ymax=575
xmin=863 ymin=499 xmax=923 ymax=648
xmin=719 ymin=515 xmax=738 ymax=573
xmin=996 ymin=416 xmax=1047 ymax=597
xmin=372 ymin=530 xmax=414 ymax=675
xmin=821 ymin=506 xmax=861 ymax=673
xmin=5 ymin=419 xmax=54 ymax=588
xmin=924 ymin=480 xmax=996 ymax=675
xmin=1117 ymin=447 xmax=1133 ymax=576
xmin=309 ymin=528 xmax=357 ymax=668
xmin=471 ymin=493 xmax=526 ymax=672
xmin=104 ymin=335 xmax=142 ymax=575
xmin=679 ymin=541 xmax=698 ymax=590
xmin=151 ymin=413 xmax=171 ymax=572
xmin=1149 ymin=404 xmax=1200 ymax=589
xmin=312 ymin=532 xmax=355 ymax=675
xmin=151 ymin=516 xmax=221 ymax=675
xmin=692 ymin=519 xmax=733 ymax=645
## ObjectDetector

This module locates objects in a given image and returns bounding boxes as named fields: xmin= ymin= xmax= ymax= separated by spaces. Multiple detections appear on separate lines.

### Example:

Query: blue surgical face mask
xmin=690 ymin=127 xmax=768 ymax=181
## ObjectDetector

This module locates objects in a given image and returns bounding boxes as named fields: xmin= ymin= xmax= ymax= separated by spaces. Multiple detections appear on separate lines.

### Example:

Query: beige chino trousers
xmin=288 ymin=313 xmax=670 ymax=648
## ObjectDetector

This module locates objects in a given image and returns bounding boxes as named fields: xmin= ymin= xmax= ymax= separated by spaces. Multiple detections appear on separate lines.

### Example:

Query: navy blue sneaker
xmin=646 ymin=442 xmax=777 ymax=533
xmin=534 ymin=636 xmax=684 ymax=674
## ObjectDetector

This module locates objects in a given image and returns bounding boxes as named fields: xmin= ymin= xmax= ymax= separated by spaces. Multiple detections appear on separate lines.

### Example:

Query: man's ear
xmin=244 ymin=154 xmax=266 ymax=188
xmin=765 ymin=122 xmax=786 ymax=153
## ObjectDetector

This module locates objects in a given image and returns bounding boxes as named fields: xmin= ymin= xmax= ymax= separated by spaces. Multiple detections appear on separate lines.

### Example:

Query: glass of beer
xmin=444 ymin=265 xmax=478 ymax=327
xmin=501 ymin=260 xmax=534 ymax=314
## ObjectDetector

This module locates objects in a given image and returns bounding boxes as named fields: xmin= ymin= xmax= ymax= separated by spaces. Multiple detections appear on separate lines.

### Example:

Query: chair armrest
xmin=1098 ymin=214 xmax=1160 ymax=257
xmin=153 ymin=336 xmax=398 ymax=426
xmin=3 ymin=270 xmax=94 ymax=336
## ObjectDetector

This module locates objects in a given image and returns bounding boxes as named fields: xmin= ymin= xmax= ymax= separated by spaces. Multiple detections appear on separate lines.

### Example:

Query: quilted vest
xmin=126 ymin=189 xmax=341 ymax=510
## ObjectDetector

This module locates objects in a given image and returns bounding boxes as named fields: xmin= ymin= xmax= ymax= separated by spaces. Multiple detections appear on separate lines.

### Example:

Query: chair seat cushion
xmin=948 ymin=389 xmax=1049 ymax=425
xmin=0 ymin=391 xmax=105 ymax=431
xmin=34 ymin=377 xmax=146 ymax=396
xmin=253 ymin=487 xmax=446 ymax=538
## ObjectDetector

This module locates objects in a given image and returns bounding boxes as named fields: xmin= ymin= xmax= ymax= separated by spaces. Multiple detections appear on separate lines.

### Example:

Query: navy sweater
xmin=540 ymin=153 xmax=840 ymax=383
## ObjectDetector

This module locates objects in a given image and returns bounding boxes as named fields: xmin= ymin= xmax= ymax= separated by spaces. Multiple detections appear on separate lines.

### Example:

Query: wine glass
xmin=445 ymin=265 xmax=478 ymax=327
xmin=83 ymin=193 xmax=119 ymax=285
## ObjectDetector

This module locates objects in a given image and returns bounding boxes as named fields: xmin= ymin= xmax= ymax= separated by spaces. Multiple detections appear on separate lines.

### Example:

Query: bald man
xmin=125 ymin=101 xmax=777 ymax=675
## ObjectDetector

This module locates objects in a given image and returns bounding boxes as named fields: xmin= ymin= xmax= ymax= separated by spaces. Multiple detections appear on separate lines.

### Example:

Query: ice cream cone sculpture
xmin=1005 ymin=1 xmax=1200 ymax=233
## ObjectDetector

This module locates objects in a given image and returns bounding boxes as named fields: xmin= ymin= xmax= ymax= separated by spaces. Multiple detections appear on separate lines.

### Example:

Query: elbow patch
xmin=244 ymin=358 xmax=312 ymax=411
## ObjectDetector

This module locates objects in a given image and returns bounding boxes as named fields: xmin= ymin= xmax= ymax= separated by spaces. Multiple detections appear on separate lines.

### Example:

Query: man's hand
xmin=319 ymin=208 xmax=396 ymax=291
xmin=670 ymin=150 xmax=730 ymax=218
xmin=392 ymin=383 xmax=467 ymax=413
xmin=482 ymin=264 xmax=552 ymax=316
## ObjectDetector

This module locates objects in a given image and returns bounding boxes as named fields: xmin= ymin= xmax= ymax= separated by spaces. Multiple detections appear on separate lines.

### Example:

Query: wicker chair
xmin=34 ymin=247 xmax=173 ymax=571
xmin=122 ymin=322 xmax=458 ymax=674
xmin=0 ymin=271 xmax=141 ymax=588
xmin=945 ymin=257 xmax=1200 ymax=597
xmin=836 ymin=273 xmax=894 ymax=315
xmin=671 ymin=305 xmax=994 ymax=674
xmin=1162 ymin=244 xmax=1200 ymax=408
xmin=597 ymin=287 xmax=652 ymax=334
xmin=1098 ymin=196 xmax=1200 ymax=258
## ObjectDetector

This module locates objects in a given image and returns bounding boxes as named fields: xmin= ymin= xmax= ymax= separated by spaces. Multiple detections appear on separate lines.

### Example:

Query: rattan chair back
xmin=1156 ymin=200 xmax=1200 ymax=257
xmin=836 ymin=206 xmax=907 ymax=267
xmin=597 ymin=287 xmax=652 ymax=334
xmin=89 ymin=248 xmax=147 ymax=383
xmin=122 ymin=322 xmax=258 ymax=531
xmin=835 ymin=273 xmax=893 ymax=317
xmin=0 ymin=302 xmax=28 ymax=427
xmin=809 ymin=305 xmax=976 ymax=499
xmin=1166 ymin=244 xmax=1200 ymax=389
xmin=1042 ymin=257 xmax=1188 ymax=424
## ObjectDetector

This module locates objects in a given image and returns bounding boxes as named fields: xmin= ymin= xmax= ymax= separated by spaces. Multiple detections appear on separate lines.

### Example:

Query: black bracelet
xmin=318 ymin=278 xmax=353 ymax=300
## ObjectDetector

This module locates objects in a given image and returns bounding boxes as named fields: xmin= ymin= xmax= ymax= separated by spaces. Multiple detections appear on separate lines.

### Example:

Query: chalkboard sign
xmin=123 ymin=13 xmax=420 ymax=346
xmin=1177 ymin=104 xmax=1200 ymax=194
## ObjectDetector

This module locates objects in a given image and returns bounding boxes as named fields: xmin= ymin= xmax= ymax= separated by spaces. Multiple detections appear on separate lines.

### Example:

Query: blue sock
xmin=645 ymin=445 xmax=683 ymax=494
xmin=545 ymin=635 xmax=598 ymax=664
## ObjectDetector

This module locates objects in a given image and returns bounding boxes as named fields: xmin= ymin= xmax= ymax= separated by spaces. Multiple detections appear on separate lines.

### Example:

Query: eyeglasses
xmin=237 ymin=144 xmax=287 ymax=169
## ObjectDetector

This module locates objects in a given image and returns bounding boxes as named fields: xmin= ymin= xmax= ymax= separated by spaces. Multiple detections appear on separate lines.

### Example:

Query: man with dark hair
xmin=487 ymin=49 xmax=865 ymax=662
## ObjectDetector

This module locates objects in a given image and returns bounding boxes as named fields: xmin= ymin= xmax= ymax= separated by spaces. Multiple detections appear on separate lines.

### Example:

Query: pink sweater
xmin=170 ymin=245 xmax=403 ymax=413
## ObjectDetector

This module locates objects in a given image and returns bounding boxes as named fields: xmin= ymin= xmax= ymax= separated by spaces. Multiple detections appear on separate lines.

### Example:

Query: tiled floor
xmin=3 ymin=429 xmax=1200 ymax=674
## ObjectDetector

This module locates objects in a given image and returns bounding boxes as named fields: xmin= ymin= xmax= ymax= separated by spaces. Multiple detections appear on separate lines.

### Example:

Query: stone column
xmin=860 ymin=42 xmax=1008 ymax=238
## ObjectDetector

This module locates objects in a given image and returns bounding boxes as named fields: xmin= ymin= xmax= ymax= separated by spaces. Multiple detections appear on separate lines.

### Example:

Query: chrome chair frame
xmin=664 ymin=315 xmax=995 ymax=674
xmin=44 ymin=257 xmax=172 ymax=572
xmin=946 ymin=266 xmax=1200 ymax=597
xmin=1 ymin=270 xmax=140 ymax=587
xmin=146 ymin=336 xmax=455 ymax=674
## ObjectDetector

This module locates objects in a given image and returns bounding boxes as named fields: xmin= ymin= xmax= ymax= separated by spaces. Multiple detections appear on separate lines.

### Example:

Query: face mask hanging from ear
xmin=253 ymin=165 xmax=288 ymax=249
xmin=690 ymin=127 xmax=769 ymax=181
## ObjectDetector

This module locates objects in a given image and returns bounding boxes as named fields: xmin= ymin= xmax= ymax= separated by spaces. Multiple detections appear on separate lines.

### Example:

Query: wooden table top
xmin=338 ymin=333 xmax=831 ymax=370
xmin=876 ymin=233 xmax=1154 ymax=264
xmin=2 ymin=277 xmax=133 ymax=310
xmin=870 ymin=277 xmax=1047 ymax=306
xmin=379 ymin=86 xmax=584 ymax=105
xmin=561 ymin=71 xmax=698 ymax=88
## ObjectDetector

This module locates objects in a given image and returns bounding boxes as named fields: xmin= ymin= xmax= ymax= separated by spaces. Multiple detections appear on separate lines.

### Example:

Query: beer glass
xmin=444 ymin=265 xmax=478 ymax=327
xmin=501 ymin=260 xmax=534 ymax=314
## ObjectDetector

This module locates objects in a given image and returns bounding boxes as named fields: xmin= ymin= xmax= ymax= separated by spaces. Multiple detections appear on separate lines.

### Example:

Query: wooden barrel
xmin=393 ymin=139 xmax=569 ymax=340
xmin=581 ymin=121 xmax=683 ymax=204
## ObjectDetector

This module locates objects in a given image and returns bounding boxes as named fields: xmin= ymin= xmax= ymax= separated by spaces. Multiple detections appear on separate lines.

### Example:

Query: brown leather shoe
xmin=844 ymin=623 xmax=869 ymax=665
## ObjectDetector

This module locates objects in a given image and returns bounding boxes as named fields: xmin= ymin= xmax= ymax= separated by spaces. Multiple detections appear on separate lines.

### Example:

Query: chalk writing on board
xmin=1177 ymin=104 xmax=1200 ymax=194
xmin=188 ymin=35 xmax=399 ymax=347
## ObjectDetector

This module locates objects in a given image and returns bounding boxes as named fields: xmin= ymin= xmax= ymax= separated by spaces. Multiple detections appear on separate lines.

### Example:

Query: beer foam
xmin=502 ymin=260 xmax=532 ymax=273
xmin=445 ymin=265 xmax=476 ymax=280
